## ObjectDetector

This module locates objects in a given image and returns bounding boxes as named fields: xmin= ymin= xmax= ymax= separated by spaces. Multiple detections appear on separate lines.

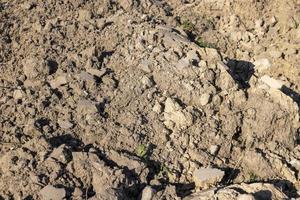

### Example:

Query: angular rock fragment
xmin=39 ymin=185 xmax=66 ymax=200
xmin=49 ymin=75 xmax=67 ymax=88
xmin=163 ymin=97 xmax=193 ymax=129
xmin=193 ymin=168 xmax=225 ymax=188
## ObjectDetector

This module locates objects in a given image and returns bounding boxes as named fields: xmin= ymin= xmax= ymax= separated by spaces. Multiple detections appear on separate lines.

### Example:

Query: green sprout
xmin=136 ymin=144 xmax=147 ymax=158
xmin=182 ymin=20 xmax=195 ymax=32
xmin=195 ymin=37 xmax=216 ymax=48
xmin=249 ymin=171 xmax=259 ymax=182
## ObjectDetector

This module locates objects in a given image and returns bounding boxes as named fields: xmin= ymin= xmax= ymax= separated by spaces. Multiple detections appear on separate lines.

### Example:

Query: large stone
xmin=193 ymin=168 xmax=225 ymax=188
xmin=40 ymin=185 xmax=66 ymax=200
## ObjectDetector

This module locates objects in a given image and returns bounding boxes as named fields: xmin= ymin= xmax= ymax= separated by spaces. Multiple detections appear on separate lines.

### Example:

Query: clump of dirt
xmin=0 ymin=0 xmax=299 ymax=199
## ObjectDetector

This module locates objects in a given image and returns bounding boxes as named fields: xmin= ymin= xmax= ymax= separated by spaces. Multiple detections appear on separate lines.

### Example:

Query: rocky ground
xmin=0 ymin=0 xmax=300 ymax=199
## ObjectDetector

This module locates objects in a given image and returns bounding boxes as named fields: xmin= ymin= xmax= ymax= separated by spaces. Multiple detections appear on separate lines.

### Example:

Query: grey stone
xmin=40 ymin=185 xmax=66 ymax=200
xmin=193 ymin=168 xmax=225 ymax=188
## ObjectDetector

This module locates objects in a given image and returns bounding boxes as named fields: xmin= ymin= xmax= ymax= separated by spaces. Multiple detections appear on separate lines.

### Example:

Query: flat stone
xmin=40 ymin=185 xmax=66 ymax=200
xmin=58 ymin=119 xmax=73 ymax=129
xmin=193 ymin=168 xmax=225 ymax=188
xmin=49 ymin=144 xmax=71 ymax=164
xmin=176 ymin=58 xmax=190 ymax=69
xmin=86 ymin=68 xmax=106 ymax=77
xmin=80 ymin=71 xmax=95 ymax=83
xmin=50 ymin=75 xmax=67 ymax=88
xmin=260 ymin=75 xmax=283 ymax=89
xmin=76 ymin=99 xmax=98 ymax=115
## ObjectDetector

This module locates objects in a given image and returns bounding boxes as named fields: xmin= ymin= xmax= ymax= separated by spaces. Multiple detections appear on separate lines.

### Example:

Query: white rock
xmin=260 ymin=75 xmax=284 ymax=89
xmin=254 ymin=58 xmax=272 ymax=72
xmin=40 ymin=185 xmax=66 ymax=200
xmin=141 ymin=186 xmax=155 ymax=200
xmin=237 ymin=194 xmax=256 ymax=200
xmin=209 ymin=145 xmax=219 ymax=155
xmin=153 ymin=101 xmax=162 ymax=114
xmin=200 ymin=93 xmax=211 ymax=106
xmin=13 ymin=90 xmax=23 ymax=100
xmin=193 ymin=168 xmax=225 ymax=188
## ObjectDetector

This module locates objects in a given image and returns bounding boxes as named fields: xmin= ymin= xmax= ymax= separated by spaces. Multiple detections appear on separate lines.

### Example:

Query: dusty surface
xmin=0 ymin=0 xmax=300 ymax=199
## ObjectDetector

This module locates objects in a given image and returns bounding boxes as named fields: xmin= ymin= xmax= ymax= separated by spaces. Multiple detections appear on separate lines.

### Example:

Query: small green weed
xmin=136 ymin=144 xmax=148 ymax=159
xmin=195 ymin=37 xmax=216 ymax=48
xmin=249 ymin=172 xmax=259 ymax=182
xmin=182 ymin=20 xmax=195 ymax=32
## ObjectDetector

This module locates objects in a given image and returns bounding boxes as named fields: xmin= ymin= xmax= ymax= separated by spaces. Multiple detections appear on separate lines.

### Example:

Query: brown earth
xmin=0 ymin=0 xmax=300 ymax=199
